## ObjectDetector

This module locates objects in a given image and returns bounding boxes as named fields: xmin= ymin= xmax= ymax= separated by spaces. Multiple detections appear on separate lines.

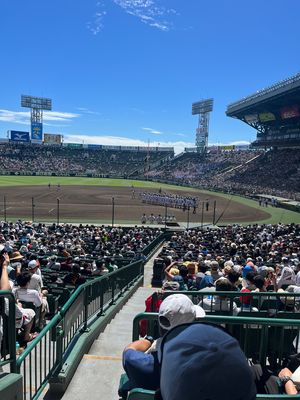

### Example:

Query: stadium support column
xmin=192 ymin=99 xmax=214 ymax=154
xmin=112 ymin=197 xmax=115 ymax=227
xmin=187 ymin=206 xmax=190 ymax=230
xmin=212 ymin=200 xmax=216 ymax=225
xmin=3 ymin=196 xmax=6 ymax=223
xmin=32 ymin=197 xmax=35 ymax=223
xmin=164 ymin=204 xmax=168 ymax=231
xmin=21 ymin=95 xmax=52 ymax=142
xmin=57 ymin=198 xmax=60 ymax=225
xmin=201 ymin=201 xmax=204 ymax=230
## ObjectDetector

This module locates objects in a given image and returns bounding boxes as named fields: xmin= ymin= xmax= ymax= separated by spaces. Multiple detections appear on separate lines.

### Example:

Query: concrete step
xmin=89 ymin=338 xmax=130 ymax=356
xmin=60 ymin=357 xmax=123 ymax=400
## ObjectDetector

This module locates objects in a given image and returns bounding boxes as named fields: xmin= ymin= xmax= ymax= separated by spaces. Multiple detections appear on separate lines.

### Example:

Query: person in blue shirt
xmin=121 ymin=294 xmax=205 ymax=395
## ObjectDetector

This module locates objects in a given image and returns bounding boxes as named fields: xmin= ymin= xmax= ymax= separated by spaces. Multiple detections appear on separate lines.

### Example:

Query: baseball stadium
xmin=1 ymin=72 xmax=300 ymax=400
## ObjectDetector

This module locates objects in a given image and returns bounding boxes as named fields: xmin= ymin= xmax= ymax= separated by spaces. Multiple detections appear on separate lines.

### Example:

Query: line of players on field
xmin=140 ymin=213 xmax=177 ymax=225
xmin=140 ymin=191 xmax=198 ymax=211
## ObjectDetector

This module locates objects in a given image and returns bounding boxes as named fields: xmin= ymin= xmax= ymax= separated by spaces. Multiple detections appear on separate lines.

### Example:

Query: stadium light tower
xmin=21 ymin=95 xmax=52 ymax=141
xmin=192 ymin=98 xmax=214 ymax=153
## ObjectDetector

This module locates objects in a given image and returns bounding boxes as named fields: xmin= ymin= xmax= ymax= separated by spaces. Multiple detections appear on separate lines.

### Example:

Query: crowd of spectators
xmin=121 ymin=223 xmax=300 ymax=398
xmin=0 ymin=220 xmax=161 ymax=348
xmin=146 ymin=148 xmax=300 ymax=201
xmin=0 ymin=143 xmax=172 ymax=177
xmin=154 ymin=223 xmax=300 ymax=299
xmin=146 ymin=150 xmax=261 ymax=182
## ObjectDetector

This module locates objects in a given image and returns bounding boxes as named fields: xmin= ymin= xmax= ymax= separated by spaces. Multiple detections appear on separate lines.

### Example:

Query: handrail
xmin=0 ymin=291 xmax=16 ymax=372
xmin=15 ymin=259 xmax=144 ymax=400
xmin=132 ymin=311 xmax=300 ymax=369
xmin=132 ymin=311 xmax=300 ymax=340
xmin=162 ymin=290 xmax=300 ymax=298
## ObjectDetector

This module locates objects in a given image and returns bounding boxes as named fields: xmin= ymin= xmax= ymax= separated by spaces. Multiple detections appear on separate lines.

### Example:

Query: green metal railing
xmin=0 ymin=291 xmax=16 ymax=372
xmin=142 ymin=233 xmax=165 ymax=257
xmin=161 ymin=290 xmax=300 ymax=315
xmin=132 ymin=312 xmax=300 ymax=399
xmin=15 ymin=259 xmax=143 ymax=400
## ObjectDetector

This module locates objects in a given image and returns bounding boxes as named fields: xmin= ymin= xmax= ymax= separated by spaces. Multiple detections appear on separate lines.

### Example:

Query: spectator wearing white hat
xmin=121 ymin=294 xmax=205 ymax=394
xmin=27 ymin=260 xmax=43 ymax=292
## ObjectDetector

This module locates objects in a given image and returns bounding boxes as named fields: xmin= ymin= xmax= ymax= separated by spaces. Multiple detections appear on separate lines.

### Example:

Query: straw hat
xmin=10 ymin=251 xmax=24 ymax=261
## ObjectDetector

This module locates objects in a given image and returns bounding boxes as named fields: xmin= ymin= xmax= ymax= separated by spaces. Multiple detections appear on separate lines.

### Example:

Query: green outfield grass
xmin=0 ymin=175 xmax=197 ymax=190
xmin=203 ymin=191 xmax=300 ymax=225
xmin=0 ymin=175 xmax=299 ymax=225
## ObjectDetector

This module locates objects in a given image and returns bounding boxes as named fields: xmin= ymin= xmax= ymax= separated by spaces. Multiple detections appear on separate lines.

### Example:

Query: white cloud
xmin=142 ymin=127 xmax=188 ymax=137
xmin=0 ymin=110 xmax=29 ymax=125
xmin=63 ymin=134 xmax=251 ymax=155
xmin=142 ymin=127 xmax=163 ymax=135
xmin=63 ymin=133 xmax=193 ymax=154
xmin=76 ymin=107 xmax=101 ymax=115
xmin=87 ymin=10 xmax=106 ymax=35
xmin=43 ymin=111 xmax=80 ymax=121
xmin=0 ymin=109 xmax=79 ymax=125
xmin=112 ymin=0 xmax=175 ymax=31
xmin=88 ymin=0 xmax=178 ymax=34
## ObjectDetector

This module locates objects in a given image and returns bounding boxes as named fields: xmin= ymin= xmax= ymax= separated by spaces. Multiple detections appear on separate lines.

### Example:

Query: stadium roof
xmin=226 ymin=72 xmax=300 ymax=148
xmin=226 ymin=72 xmax=300 ymax=116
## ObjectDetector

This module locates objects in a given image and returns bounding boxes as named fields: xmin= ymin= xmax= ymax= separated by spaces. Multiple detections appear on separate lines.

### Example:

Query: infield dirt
xmin=0 ymin=185 xmax=269 ymax=224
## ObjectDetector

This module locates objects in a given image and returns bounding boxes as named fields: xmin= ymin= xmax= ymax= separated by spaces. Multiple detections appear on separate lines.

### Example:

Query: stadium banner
xmin=10 ymin=130 xmax=30 ymax=142
xmin=235 ymin=144 xmax=250 ymax=151
xmin=121 ymin=146 xmax=138 ymax=151
xmin=220 ymin=145 xmax=235 ymax=151
xmin=281 ymin=105 xmax=300 ymax=119
xmin=159 ymin=147 xmax=173 ymax=151
xmin=31 ymin=123 xmax=43 ymax=141
xmin=208 ymin=146 xmax=219 ymax=153
xmin=245 ymin=114 xmax=258 ymax=123
xmin=259 ymin=112 xmax=276 ymax=122
xmin=63 ymin=143 xmax=82 ymax=148
xmin=88 ymin=144 xmax=102 ymax=150
xmin=138 ymin=147 xmax=157 ymax=152
xmin=44 ymin=133 xmax=62 ymax=144
xmin=102 ymin=145 xmax=121 ymax=150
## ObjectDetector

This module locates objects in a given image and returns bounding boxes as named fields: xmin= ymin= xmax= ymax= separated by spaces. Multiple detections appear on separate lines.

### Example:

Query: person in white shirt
xmin=295 ymin=264 xmax=300 ymax=286
xmin=14 ymin=272 xmax=42 ymax=308
xmin=14 ymin=271 xmax=46 ymax=329
xmin=200 ymin=277 xmax=238 ymax=315
xmin=277 ymin=266 xmax=296 ymax=289
xmin=27 ymin=260 xmax=43 ymax=292
xmin=26 ymin=261 xmax=49 ymax=328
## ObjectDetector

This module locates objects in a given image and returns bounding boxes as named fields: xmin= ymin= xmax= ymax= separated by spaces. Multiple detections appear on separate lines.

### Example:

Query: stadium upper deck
xmin=226 ymin=72 xmax=300 ymax=147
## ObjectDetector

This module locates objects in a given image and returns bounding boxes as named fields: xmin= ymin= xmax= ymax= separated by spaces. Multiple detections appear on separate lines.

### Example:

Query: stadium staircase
xmin=217 ymin=153 xmax=263 ymax=176
xmin=45 ymin=248 xmax=159 ymax=400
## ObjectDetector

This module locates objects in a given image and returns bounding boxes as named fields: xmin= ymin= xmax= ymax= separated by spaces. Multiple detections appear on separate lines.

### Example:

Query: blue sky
xmin=1 ymin=0 xmax=300 ymax=153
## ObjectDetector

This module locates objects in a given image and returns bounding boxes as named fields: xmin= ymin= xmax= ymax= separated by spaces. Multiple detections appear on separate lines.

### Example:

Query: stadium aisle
xmin=44 ymin=247 xmax=160 ymax=400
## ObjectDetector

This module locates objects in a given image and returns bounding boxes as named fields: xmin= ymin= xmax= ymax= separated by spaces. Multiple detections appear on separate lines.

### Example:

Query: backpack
xmin=139 ymin=292 xmax=162 ymax=337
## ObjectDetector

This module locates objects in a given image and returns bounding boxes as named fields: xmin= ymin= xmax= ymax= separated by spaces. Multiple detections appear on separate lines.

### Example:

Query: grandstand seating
xmin=1 ymin=222 xmax=300 ymax=399
xmin=0 ymin=143 xmax=173 ymax=177
xmin=146 ymin=148 xmax=300 ymax=200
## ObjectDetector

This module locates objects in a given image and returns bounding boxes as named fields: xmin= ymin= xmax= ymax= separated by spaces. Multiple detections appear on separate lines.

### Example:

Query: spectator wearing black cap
xmin=63 ymin=264 xmax=86 ymax=286
xmin=157 ymin=322 xmax=256 ymax=400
